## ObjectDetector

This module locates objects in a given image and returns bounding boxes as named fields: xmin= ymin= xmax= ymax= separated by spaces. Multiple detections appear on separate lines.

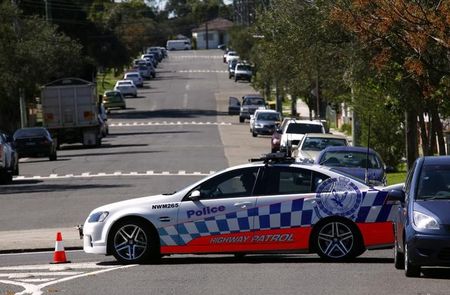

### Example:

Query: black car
xmin=13 ymin=127 xmax=57 ymax=161
xmin=388 ymin=156 xmax=450 ymax=277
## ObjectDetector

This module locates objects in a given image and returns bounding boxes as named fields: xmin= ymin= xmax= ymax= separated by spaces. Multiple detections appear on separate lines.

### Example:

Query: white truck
xmin=41 ymin=78 xmax=103 ymax=147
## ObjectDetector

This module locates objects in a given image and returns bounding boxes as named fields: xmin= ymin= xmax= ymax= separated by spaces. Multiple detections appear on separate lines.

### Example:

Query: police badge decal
xmin=314 ymin=177 xmax=362 ymax=220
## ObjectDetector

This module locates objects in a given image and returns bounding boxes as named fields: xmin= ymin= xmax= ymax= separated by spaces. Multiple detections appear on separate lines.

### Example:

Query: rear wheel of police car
xmin=109 ymin=218 xmax=160 ymax=264
xmin=312 ymin=219 xmax=363 ymax=261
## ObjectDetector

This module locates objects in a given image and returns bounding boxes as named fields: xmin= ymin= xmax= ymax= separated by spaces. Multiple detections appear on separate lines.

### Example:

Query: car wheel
xmin=109 ymin=219 xmax=160 ymax=264
xmin=252 ymin=131 xmax=257 ymax=137
xmin=134 ymin=94 xmax=138 ymax=98
xmin=239 ymin=117 xmax=245 ymax=123
xmin=49 ymin=152 xmax=57 ymax=161
xmin=313 ymin=219 xmax=361 ymax=261
xmin=0 ymin=172 xmax=13 ymax=184
xmin=394 ymin=238 xmax=404 ymax=270
xmin=404 ymin=242 xmax=420 ymax=277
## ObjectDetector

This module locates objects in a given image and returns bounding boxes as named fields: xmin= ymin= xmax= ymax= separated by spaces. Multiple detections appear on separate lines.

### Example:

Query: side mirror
xmin=188 ymin=190 xmax=201 ymax=201
xmin=387 ymin=189 xmax=405 ymax=203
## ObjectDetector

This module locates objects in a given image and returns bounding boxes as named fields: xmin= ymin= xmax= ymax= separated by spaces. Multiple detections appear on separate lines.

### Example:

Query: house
xmin=192 ymin=18 xmax=234 ymax=50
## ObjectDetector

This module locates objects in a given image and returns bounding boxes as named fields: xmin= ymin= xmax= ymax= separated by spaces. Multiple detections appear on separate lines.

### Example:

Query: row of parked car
xmin=222 ymin=49 xmax=253 ymax=82
xmin=228 ymin=92 xmax=390 ymax=187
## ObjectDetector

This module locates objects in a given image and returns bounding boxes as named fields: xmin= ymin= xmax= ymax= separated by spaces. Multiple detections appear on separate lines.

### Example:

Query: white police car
xmin=82 ymin=154 xmax=395 ymax=264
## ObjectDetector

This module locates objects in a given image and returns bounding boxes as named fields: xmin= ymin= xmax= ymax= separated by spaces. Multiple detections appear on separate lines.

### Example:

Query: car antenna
xmin=364 ymin=115 xmax=371 ymax=185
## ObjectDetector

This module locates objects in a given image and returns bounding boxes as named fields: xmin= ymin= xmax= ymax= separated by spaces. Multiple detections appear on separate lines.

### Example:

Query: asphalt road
xmin=1 ymin=50 xmax=449 ymax=295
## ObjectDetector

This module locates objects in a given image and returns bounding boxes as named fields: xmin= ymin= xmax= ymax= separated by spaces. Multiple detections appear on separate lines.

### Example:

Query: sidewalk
xmin=0 ymin=227 xmax=82 ymax=253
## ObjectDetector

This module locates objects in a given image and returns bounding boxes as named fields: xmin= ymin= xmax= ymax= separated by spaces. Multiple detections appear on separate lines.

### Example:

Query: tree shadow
xmin=0 ymin=183 xmax=131 ymax=194
xmin=60 ymin=143 xmax=149 ymax=151
xmin=109 ymin=109 xmax=228 ymax=120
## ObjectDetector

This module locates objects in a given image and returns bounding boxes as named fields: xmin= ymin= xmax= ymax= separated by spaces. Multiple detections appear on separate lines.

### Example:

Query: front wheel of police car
xmin=313 ymin=219 xmax=363 ymax=261
xmin=109 ymin=218 xmax=160 ymax=264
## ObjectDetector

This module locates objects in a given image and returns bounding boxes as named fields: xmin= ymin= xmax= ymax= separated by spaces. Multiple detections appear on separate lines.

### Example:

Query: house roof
xmin=192 ymin=17 xmax=234 ymax=33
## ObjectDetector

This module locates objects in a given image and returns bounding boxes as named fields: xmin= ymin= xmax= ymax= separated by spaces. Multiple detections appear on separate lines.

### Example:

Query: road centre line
xmin=13 ymin=171 xmax=214 ymax=181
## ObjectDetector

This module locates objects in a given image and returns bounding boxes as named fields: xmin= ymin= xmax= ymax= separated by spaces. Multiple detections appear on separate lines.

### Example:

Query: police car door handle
xmin=234 ymin=202 xmax=252 ymax=208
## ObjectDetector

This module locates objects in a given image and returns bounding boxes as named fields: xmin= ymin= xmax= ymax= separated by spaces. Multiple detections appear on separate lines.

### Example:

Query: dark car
xmin=13 ymin=127 xmax=57 ymax=161
xmin=0 ymin=131 xmax=19 ymax=183
xmin=388 ymin=156 xmax=450 ymax=277
xmin=316 ymin=146 xmax=387 ymax=186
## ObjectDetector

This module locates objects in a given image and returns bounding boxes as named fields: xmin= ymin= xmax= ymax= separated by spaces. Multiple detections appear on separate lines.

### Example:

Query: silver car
xmin=0 ymin=131 xmax=19 ymax=184
xmin=250 ymin=109 xmax=281 ymax=137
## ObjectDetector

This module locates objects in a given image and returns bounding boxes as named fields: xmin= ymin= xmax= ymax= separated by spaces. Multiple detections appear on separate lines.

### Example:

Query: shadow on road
xmin=0 ymin=183 xmax=130 ymax=194
xmin=60 ymin=143 xmax=149 ymax=151
xmin=60 ymin=150 xmax=162 ymax=158
xmin=109 ymin=109 xmax=228 ymax=120
xmin=109 ymin=130 xmax=198 ymax=137
xmin=421 ymin=268 xmax=450 ymax=280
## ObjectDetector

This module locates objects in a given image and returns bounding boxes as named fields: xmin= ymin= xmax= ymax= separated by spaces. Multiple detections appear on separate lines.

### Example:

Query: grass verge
xmin=387 ymin=171 xmax=407 ymax=185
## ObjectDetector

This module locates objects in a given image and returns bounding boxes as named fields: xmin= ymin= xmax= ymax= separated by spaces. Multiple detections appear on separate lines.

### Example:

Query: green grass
xmin=387 ymin=171 xmax=407 ymax=185
xmin=97 ymin=71 xmax=122 ymax=94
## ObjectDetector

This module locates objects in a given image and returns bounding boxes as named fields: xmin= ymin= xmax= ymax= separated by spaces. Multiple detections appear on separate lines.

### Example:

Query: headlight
xmin=88 ymin=211 xmax=109 ymax=223
xmin=413 ymin=211 xmax=439 ymax=230
xmin=255 ymin=124 xmax=263 ymax=128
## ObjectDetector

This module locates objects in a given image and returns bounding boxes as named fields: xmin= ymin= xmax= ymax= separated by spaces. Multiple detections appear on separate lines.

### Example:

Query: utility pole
xmin=44 ymin=0 xmax=51 ymax=22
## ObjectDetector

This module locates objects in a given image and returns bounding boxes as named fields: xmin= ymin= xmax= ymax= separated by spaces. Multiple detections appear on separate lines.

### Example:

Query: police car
xmin=82 ymin=154 xmax=395 ymax=264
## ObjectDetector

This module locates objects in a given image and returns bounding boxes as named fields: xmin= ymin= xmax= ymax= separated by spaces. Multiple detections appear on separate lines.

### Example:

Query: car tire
xmin=252 ymin=131 xmax=257 ymax=137
xmin=109 ymin=218 xmax=160 ymax=264
xmin=49 ymin=152 xmax=57 ymax=161
xmin=134 ymin=94 xmax=138 ymax=98
xmin=239 ymin=117 xmax=245 ymax=123
xmin=394 ymin=238 xmax=404 ymax=270
xmin=312 ymin=219 xmax=362 ymax=261
xmin=404 ymin=242 xmax=420 ymax=277
xmin=0 ymin=172 xmax=13 ymax=184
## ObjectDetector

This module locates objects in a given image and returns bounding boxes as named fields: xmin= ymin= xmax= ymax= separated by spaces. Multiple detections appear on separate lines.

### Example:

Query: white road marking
xmin=0 ymin=262 xmax=135 ymax=295
xmin=108 ymin=121 xmax=232 ymax=127
xmin=13 ymin=171 xmax=213 ymax=181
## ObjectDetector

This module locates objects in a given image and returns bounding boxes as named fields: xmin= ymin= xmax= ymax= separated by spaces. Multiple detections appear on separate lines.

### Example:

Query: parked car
xmin=234 ymin=63 xmax=253 ymax=82
xmin=82 ymin=153 xmax=395 ymax=264
xmin=228 ymin=59 xmax=238 ymax=79
xmin=114 ymin=80 xmax=137 ymax=98
xmin=225 ymin=51 xmax=239 ymax=63
xmin=0 ymin=131 xmax=19 ymax=184
xmin=249 ymin=109 xmax=281 ymax=137
xmin=229 ymin=94 xmax=266 ymax=123
xmin=123 ymin=72 xmax=143 ymax=88
xmin=316 ymin=146 xmax=387 ymax=186
xmin=388 ymin=156 xmax=450 ymax=277
xmin=294 ymin=133 xmax=349 ymax=163
xmin=271 ymin=117 xmax=293 ymax=153
xmin=13 ymin=127 xmax=57 ymax=161
xmin=102 ymin=90 xmax=126 ymax=112
xmin=279 ymin=119 xmax=326 ymax=153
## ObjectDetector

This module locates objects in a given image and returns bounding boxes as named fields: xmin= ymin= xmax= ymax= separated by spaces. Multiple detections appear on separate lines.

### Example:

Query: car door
xmin=176 ymin=167 xmax=261 ymax=252
xmin=228 ymin=97 xmax=241 ymax=115
xmin=251 ymin=165 xmax=329 ymax=251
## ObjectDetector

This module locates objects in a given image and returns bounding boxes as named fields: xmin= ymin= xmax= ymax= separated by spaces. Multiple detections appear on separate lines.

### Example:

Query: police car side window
xmin=257 ymin=167 xmax=316 ymax=195
xmin=187 ymin=168 xmax=260 ymax=200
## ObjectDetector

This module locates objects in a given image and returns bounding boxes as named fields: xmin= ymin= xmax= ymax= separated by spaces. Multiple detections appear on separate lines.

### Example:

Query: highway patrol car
xmin=82 ymin=154 xmax=395 ymax=264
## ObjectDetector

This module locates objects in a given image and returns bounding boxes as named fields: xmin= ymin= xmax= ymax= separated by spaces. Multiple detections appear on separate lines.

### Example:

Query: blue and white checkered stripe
xmin=158 ymin=190 xmax=395 ymax=246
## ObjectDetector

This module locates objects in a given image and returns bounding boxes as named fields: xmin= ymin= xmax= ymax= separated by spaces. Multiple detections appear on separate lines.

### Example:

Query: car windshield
xmin=126 ymin=74 xmax=138 ymax=78
xmin=106 ymin=92 xmax=122 ymax=101
xmin=286 ymin=123 xmax=323 ymax=134
xmin=257 ymin=113 xmax=280 ymax=121
xmin=417 ymin=164 xmax=450 ymax=200
xmin=14 ymin=128 xmax=47 ymax=138
xmin=302 ymin=137 xmax=347 ymax=151
xmin=320 ymin=151 xmax=382 ymax=169
xmin=118 ymin=82 xmax=132 ymax=86
xmin=243 ymin=98 xmax=264 ymax=105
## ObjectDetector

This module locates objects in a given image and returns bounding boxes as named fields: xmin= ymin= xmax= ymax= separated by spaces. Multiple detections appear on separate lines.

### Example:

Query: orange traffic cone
xmin=51 ymin=232 xmax=71 ymax=264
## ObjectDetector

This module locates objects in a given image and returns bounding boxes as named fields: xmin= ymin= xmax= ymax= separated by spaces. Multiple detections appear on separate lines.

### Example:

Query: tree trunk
xmin=431 ymin=107 xmax=446 ymax=155
xmin=405 ymin=109 xmax=418 ymax=170
xmin=291 ymin=95 xmax=297 ymax=117
xmin=418 ymin=112 xmax=430 ymax=156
